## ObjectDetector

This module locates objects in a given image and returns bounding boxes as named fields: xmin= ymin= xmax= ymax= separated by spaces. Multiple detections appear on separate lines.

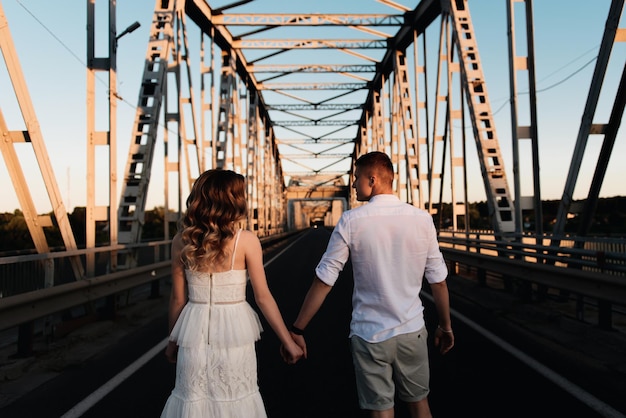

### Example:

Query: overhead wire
xmin=491 ymin=46 xmax=600 ymax=116
xmin=14 ymin=0 xmax=178 ymax=136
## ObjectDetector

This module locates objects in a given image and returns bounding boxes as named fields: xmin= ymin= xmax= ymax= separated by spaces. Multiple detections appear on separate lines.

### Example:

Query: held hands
xmin=280 ymin=325 xmax=308 ymax=365
xmin=280 ymin=334 xmax=305 ymax=365
xmin=434 ymin=325 xmax=455 ymax=355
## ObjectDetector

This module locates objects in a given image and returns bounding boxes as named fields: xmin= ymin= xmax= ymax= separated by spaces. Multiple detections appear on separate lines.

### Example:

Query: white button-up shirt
xmin=315 ymin=194 xmax=448 ymax=343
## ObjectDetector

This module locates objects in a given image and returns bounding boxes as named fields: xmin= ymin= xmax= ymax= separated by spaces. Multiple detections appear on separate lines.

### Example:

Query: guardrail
xmin=0 ymin=230 xmax=307 ymax=355
xmin=438 ymin=231 xmax=626 ymax=274
xmin=0 ymin=240 xmax=172 ymax=296
xmin=441 ymin=248 xmax=626 ymax=305
xmin=0 ymin=230 xmax=302 ymax=298
xmin=0 ymin=261 xmax=171 ymax=332
xmin=1 ymin=229 xmax=623 ymax=353
xmin=438 ymin=231 xmax=626 ymax=330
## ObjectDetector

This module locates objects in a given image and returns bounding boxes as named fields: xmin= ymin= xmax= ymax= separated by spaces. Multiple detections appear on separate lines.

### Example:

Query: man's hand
xmin=280 ymin=334 xmax=306 ymax=364
xmin=434 ymin=326 xmax=454 ymax=355
xmin=289 ymin=332 xmax=307 ymax=359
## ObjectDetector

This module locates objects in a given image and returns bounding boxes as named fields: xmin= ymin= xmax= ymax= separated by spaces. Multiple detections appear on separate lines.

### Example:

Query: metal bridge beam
xmin=0 ymin=1 xmax=83 ymax=282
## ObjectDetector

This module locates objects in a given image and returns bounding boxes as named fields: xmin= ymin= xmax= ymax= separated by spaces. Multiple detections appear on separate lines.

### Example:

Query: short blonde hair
xmin=355 ymin=151 xmax=394 ymax=185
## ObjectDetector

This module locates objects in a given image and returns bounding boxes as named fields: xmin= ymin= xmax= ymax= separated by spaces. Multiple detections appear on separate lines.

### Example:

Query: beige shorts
xmin=350 ymin=328 xmax=430 ymax=411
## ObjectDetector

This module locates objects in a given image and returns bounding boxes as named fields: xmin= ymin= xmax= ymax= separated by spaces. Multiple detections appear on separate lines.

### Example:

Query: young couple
xmin=160 ymin=151 xmax=454 ymax=418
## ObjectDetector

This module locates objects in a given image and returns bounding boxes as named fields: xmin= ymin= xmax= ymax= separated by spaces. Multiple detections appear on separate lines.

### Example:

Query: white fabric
xmin=169 ymin=269 xmax=263 ymax=349
xmin=315 ymin=194 xmax=448 ymax=343
xmin=161 ymin=230 xmax=266 ymax=418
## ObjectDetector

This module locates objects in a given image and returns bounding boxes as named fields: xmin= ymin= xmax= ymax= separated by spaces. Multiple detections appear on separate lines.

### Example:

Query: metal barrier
xmin=438 ymin=231 xmax=626 ymax=275
xmin=0 ymin=241 xmax=172 ymax=356
xmin=0 ymin=240 xmax=172 ymax=296
xmin=0 ymin=231 xmax=305 ymax=356
xmin=1 ymin=229 xmax=623 ymax=353
xmin=0 ymin=261 xmax=171 ymax=332
xmin=438 ymin=231 xmax=626 ymax=330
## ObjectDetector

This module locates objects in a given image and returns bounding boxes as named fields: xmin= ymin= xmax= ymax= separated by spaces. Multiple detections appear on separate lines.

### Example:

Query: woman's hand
xmin=280 ymin=336 xmax=305 ymax=365
xmin=165 ymin=340 xmax=178 ymax=363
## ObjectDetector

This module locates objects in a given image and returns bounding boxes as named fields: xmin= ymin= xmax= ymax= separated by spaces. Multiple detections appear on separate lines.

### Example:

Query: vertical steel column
xmin=445 ymin=31 xmax=466 ymax=232
xmin=247 ymin=91 xmax=259 ymax=231
xmin=446 ymin=0 xmax=516 ymax=234
xmin=373 ymin=77 xmax=387 ymax=152
xmin=215 ymin=49 xmax=237 ymax=169
xmin=162 ymin=12 xmax=177 ymax=243
xmin=173 ymin=8 xmax=202 ymax=191
xmin=200 ymin=26 xmax=215 ymax=173
xmin=506 ymin=0 xmax=542 ymax=237
xmin=232 ymin=79 xmax=243 ymax=174
xmin=86 ymin=0 xmax=118 ymax=275
xmin=389 ymin=70 xmax=401 ymax=198
xmin=553 ymin=0 xmax=625 ymax=239
xmin=118 ymin=0 xmax=176 ymax=253
xmin=393 ymin=50 xmax=420 ymax=207
xmin=262 ymin=130 xmax=273 ymax=236
xmin=413 ymin=30 xmax=430 ymax=210
xmin=428 ymin=17 xmax=449 ymax=217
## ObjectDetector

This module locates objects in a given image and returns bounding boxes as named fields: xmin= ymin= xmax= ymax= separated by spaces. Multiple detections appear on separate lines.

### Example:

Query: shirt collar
xmin=368 ymin=194 xmax=399 ymax=203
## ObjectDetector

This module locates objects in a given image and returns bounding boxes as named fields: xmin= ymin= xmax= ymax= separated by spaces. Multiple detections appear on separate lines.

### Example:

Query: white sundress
xmin=160 ymin=230 xmax=266 ymax=418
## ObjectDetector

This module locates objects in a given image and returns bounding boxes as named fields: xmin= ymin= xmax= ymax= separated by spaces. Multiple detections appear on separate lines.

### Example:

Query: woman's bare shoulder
xmin=171 ymin=233 xmax=185 ymax=251
xmin=238 ymin=229 xmax=261 ymax=247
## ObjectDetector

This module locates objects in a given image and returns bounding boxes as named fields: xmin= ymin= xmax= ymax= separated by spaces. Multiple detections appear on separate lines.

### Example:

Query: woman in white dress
xmin=161 ymin=169 xmax=303 ymax=418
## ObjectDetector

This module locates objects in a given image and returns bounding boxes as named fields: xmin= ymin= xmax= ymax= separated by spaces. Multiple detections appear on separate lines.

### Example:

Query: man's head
xmin=352 ymin=151 xmax=394 ymax=201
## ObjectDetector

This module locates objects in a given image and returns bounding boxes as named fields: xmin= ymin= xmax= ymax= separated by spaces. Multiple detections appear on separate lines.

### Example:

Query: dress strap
xmin=230 ymin=229 xmax=242 ymax=270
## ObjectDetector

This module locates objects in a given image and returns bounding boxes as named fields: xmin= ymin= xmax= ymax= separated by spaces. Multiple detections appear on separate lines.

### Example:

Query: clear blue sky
xmin=0 ymin=0 xmax=624 ymax=214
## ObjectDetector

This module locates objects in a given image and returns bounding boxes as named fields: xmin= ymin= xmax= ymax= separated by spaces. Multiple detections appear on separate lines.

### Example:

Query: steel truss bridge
xmin=0 ymin=0 xmax=625 ymax=354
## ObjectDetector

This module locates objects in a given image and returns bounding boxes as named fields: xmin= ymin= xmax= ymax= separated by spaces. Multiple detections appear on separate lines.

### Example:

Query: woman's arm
xmin=244 ymin=232 xmax=303 ymax=363
xmin=165 ymin=234 xmax=187 ymax=362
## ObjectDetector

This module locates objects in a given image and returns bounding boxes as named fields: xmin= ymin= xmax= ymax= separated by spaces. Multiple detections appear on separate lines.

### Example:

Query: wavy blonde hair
xmin=179 ymin=169 xmax=247 ymax=270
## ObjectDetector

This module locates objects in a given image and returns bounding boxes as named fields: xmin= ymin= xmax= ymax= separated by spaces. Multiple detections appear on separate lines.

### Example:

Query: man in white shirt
xmin=288 ymin=151 xmax=454 ymax=418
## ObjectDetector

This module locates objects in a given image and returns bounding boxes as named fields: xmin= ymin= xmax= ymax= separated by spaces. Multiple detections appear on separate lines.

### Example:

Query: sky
xmin=0 ymin=0 xmax=624 ymax=214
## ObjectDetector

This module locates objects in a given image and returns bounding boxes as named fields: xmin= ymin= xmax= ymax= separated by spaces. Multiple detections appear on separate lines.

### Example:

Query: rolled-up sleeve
xmin=424 ymin=222 xmax=448 ymax=284
xmin=314 ymin=216 xmax=350 ymax=286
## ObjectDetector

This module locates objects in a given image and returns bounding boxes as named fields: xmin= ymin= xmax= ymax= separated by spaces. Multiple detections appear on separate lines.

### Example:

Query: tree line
xmin=0 ymin=206 xmax=173 ymax=254
xmin=1 ymin=197 xmax=624 ymax=254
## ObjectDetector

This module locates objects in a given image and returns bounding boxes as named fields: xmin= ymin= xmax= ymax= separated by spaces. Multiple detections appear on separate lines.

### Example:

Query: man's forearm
xmin=430 ymin=280 xmax=451 ymax=329
xmin=293 ymin=275 xmax=333 ymax=330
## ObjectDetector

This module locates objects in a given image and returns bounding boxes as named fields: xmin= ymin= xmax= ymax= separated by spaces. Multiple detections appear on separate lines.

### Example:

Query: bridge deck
xmin=1 ymin=228 xmax=625 ymax=416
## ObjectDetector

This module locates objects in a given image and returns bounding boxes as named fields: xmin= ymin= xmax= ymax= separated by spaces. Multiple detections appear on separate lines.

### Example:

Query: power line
xmin=16 ymin=0 xmax=86 ymax=68
xmin=490 ymin=55 xmax=599 ymax=117
xmin=13 ymin=1 xmax=179 ymax=138
xmin=535 ymin=56 xmax=598 ymax=93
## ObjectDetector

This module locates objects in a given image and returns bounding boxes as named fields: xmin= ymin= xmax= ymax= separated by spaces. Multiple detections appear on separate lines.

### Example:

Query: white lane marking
xmin=60 ymin=338 xmax=168 ymax=418
xmin=422 ymin=293 xmax=625 ymax=418
xmin=264 ymin=230 xmax=310 ymax=268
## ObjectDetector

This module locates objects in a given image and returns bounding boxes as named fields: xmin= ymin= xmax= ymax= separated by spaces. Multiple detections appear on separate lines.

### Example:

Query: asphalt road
xmin=1 ymin=227 xmax=625 ymax=417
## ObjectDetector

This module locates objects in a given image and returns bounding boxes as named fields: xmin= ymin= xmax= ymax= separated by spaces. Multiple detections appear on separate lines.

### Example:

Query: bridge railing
xmin=438 ymin=231 xmax=626 ymax=275
xmin=0 ymin=230 xmax=304 ymax=356
xmin=0 ymin=241 xmax=172 ymax=298
xmin=0 ymin=229 xmax=303 ymax=299
xmin=1 ymin=230 xmax=623 ymax=356
xmin=438 ymin=230 xmax=626 ymax=331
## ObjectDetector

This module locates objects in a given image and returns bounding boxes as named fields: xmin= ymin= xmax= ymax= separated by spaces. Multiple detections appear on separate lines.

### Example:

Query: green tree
xmin=0 ymin=210 xmax=34 ymax=252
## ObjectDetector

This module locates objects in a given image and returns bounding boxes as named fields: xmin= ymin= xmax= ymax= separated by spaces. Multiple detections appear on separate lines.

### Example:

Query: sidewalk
xmin=0 ymin=293 xmax=170 ymax=409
